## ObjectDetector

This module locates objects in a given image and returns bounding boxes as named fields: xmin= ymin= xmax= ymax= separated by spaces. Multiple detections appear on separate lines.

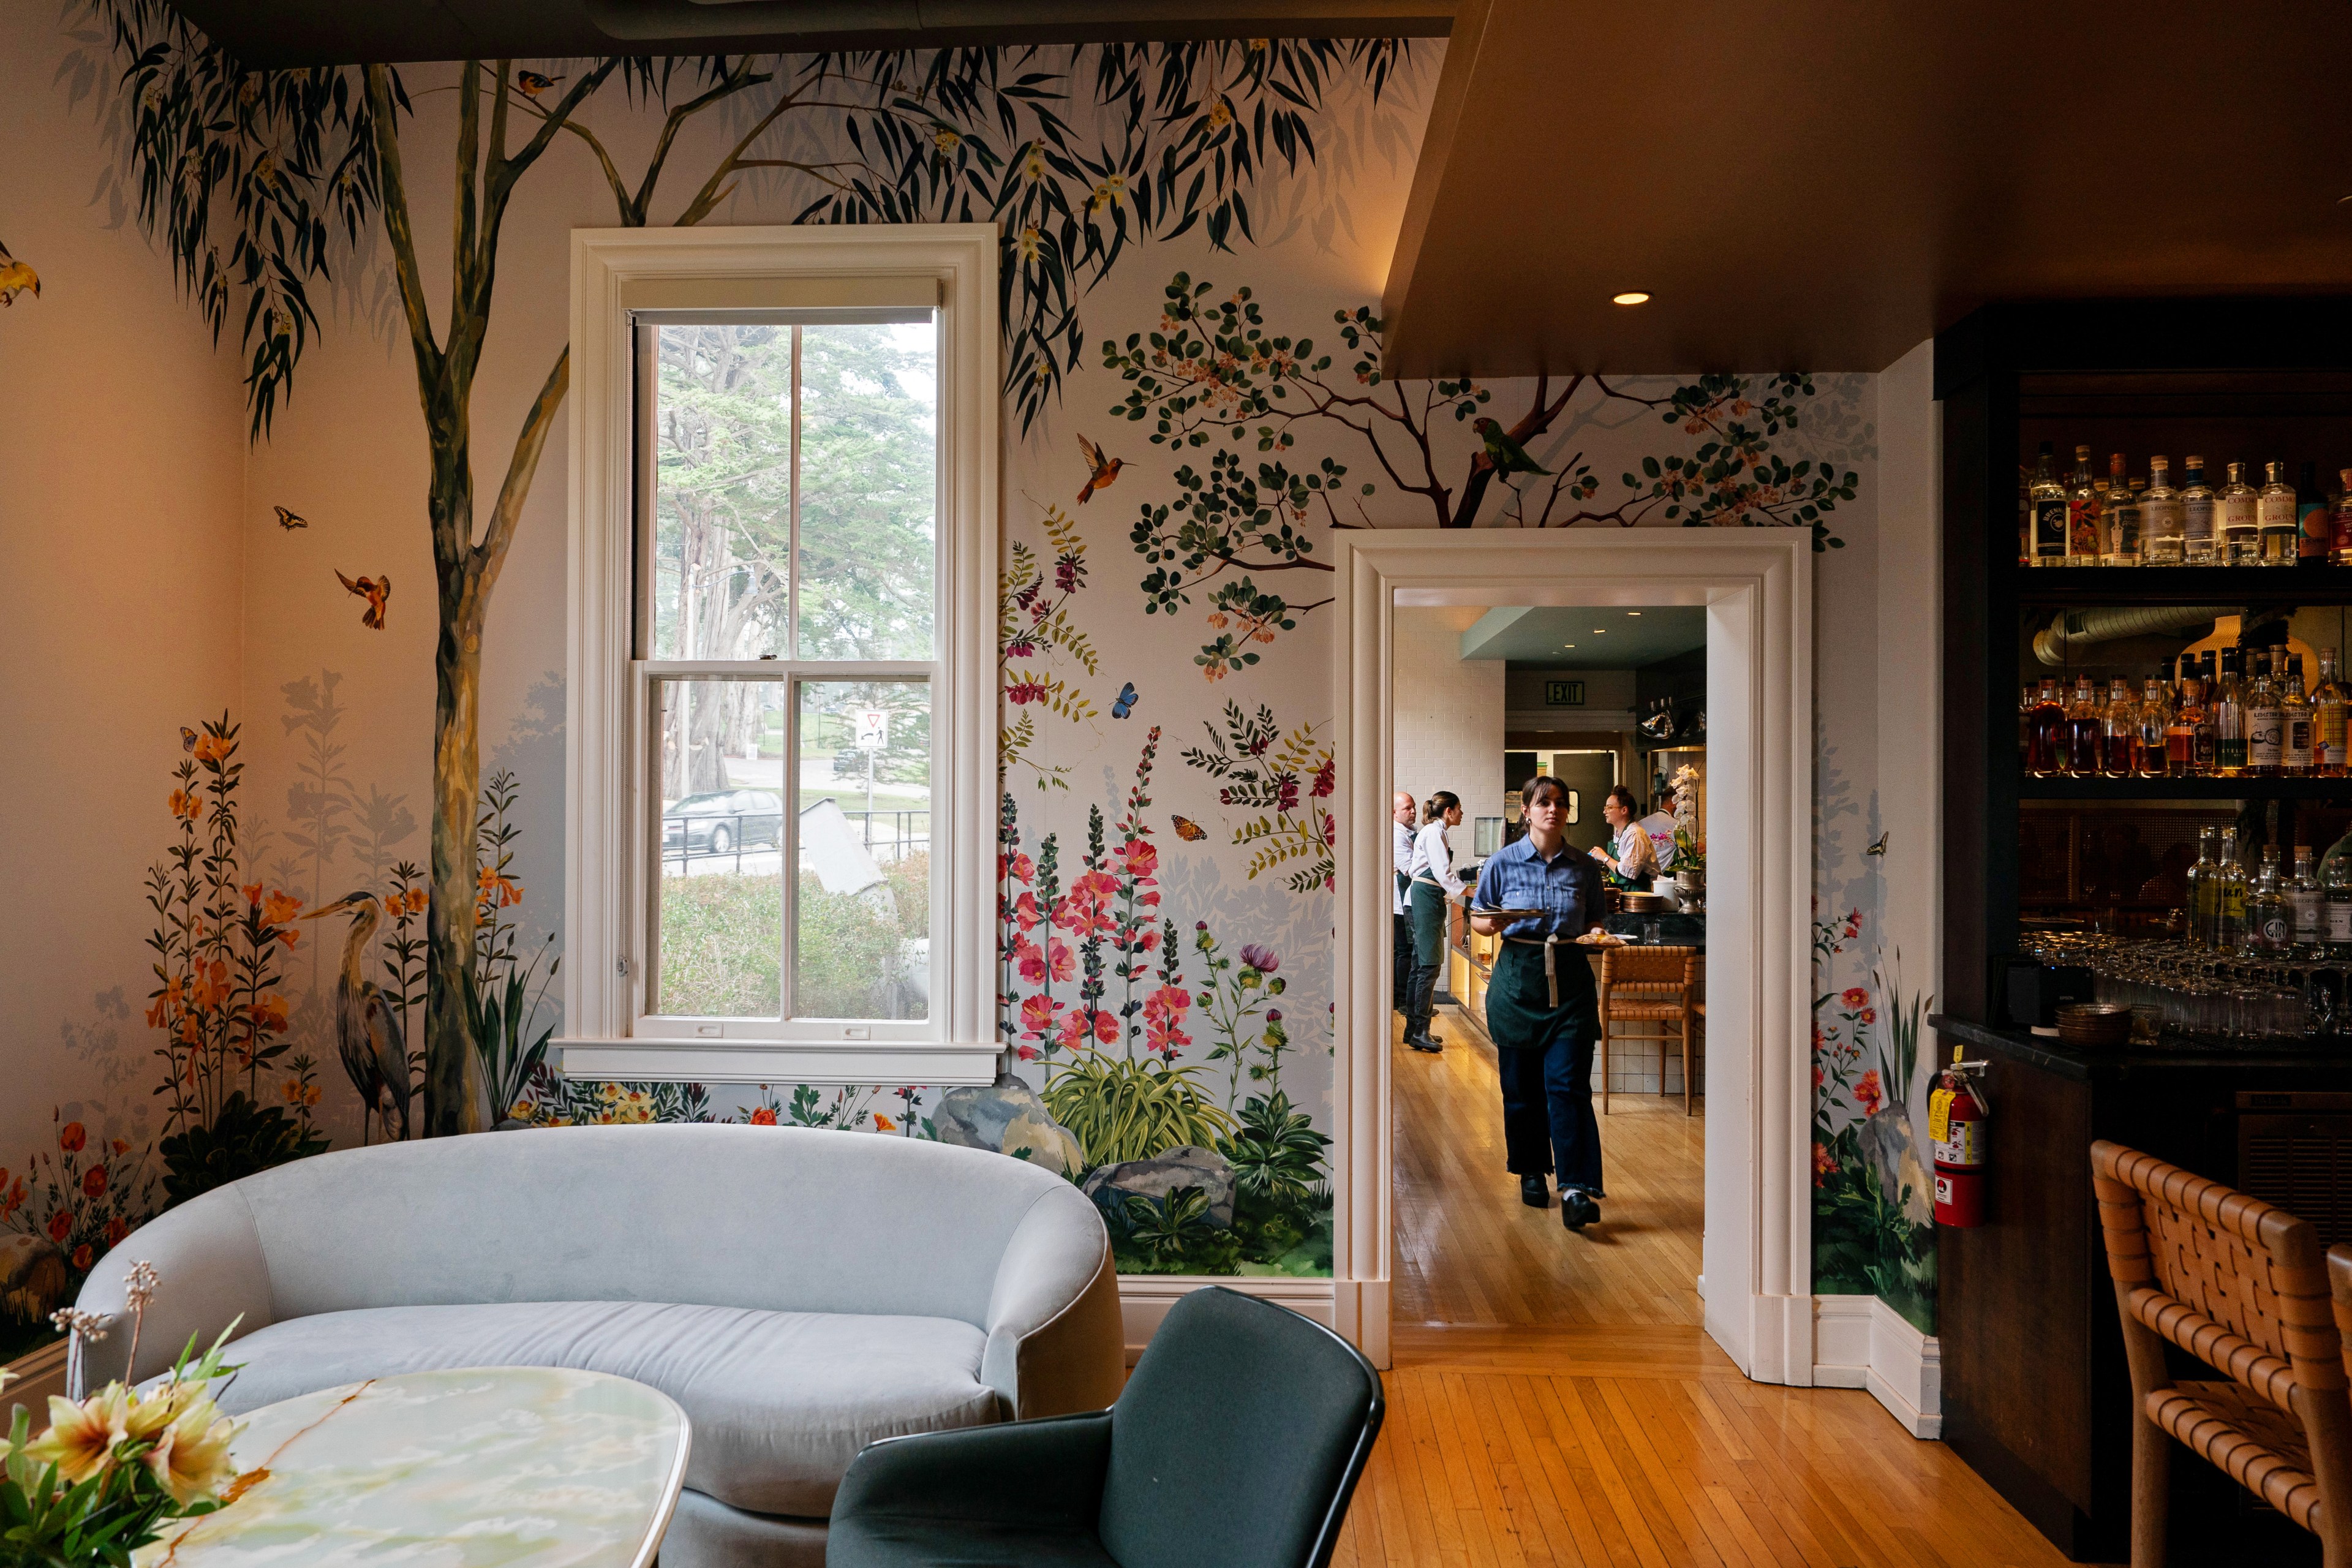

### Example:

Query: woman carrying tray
xmin=1469 ymin=773 xmax=1610 ymax=1231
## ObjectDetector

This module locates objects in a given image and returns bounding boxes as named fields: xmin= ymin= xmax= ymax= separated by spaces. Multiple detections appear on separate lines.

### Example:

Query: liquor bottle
xmin=2067 ymin=446 xmax=2104 ymax=565
xmin=2136 ymin=673 xmax=2169 ymax=777
xmin=2018 ymin=684 xmax=2035 ymax=764
xmin=2026 ymin=677 xmax=2065 ymax=777
xmin=2029 ymin=442 xmax=2068 ymax=566
xmin=2103 ymin=453 xmax=2141 ymax=567
xmin=2318 ymin=647 xmax=2348 ymax=775
xmin=2212 ymin=648 xmax=2246 ymax=775
xmin=2215 ymin=828 xmax=2249 ymax=954
xmin=2283 ymin=655 xmax=2314 ymax=777
xmin=2142 ymin=457 xmax=2184 ymax=565
xmin=2299 ymin=460 xmax=2333 ymax=568
xmin=2018 ymin=467 xmax=2031 ymax=568
xmin=2180 ymin=456 xmax=2217 ymax=565
xmin=2291 ymin=846 xmax=2324 ymax=954
xmin=2217 ymin=461 xmax=2260 ymax=565
xmin=2192 ymin=653 xmax=2218 ymax=774
xmin=2328 ymin=851 xmax=2352 ymax=955
xmin=2101 ymin=678 xmax=2136 ymax=778
xmin=2248 ymin=654 xmax=2284 ymax=777
xmin=2167 ymin=663 xmax=2207 ymax=778
xmin=2250 ymin=845 xmax=2293 ymax=956
xmin=2186 ymin=825 xmax=2218 ymax=948
xmin=2068 ymin=676 xmax=2103 ymax=778
xmin=2335 ymin=467 xmax=2352 ymax=567
xmin=2258 ymin=461 xmax=2299 ymax=566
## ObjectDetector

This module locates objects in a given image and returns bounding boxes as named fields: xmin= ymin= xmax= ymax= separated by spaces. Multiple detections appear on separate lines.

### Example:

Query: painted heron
xmin=302 ymin=890 xmax=412 ymax=1143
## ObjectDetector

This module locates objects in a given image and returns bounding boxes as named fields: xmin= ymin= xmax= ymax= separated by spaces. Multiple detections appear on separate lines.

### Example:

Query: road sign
xmin=853 ymin=708 xmax=890 ymax=750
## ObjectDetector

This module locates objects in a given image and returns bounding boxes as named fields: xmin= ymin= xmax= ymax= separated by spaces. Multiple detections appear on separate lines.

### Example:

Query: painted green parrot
xmin=1472 ymin=417 xmax=1548 ymax=476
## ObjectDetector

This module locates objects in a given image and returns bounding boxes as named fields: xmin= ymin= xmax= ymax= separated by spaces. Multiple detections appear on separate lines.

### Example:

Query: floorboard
xmin=1330 ymin=1006 xmax=2079 ymax=1568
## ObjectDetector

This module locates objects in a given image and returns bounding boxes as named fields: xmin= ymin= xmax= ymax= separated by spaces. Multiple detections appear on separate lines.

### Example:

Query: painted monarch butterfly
xmin=1110 ymin=681 xmax=1139 ymax=718
xmin=273 ymin=505 xmax=309 ymax=530
xmin=1171 ymin=815 xmax=1207 ymax=842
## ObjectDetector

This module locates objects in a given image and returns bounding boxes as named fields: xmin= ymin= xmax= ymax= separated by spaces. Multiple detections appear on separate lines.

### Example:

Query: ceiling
xmin=1382 ymin=0 xmax=2352 ymax=377
xmin=167 ymin=0 xmax=1449 ymax=66
xmin=1459 ymin=605 xmax=1703 ymax=669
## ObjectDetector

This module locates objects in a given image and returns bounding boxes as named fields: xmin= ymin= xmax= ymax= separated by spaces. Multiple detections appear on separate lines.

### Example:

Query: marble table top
xmin=134 ymin=1367 xmax=690 ymax=1568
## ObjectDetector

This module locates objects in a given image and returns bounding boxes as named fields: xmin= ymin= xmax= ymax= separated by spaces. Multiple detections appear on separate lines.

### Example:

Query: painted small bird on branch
xmin=274 ymin=505 xmax=309 ymax=530
xmin=336 ymin=568 xmax=391 ymax=630
xmin=0 ymin=241 xmax=39 ymax=308
xmin=1075 ymin=434 xmax=1126 ymax=505
xmin=515 ymin=70 xmax=563 ymax=98
xmin=1472 ymin=417 xmax=1548 ymax=476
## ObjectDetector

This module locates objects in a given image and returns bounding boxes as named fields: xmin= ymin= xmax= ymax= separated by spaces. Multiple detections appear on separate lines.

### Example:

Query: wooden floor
xmin=1330 ymin=1008 xmax=2076 ymax=1568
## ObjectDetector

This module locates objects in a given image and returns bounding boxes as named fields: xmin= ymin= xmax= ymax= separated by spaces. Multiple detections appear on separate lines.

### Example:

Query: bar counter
xmin=1928 ymin=1012 xmax=2352 ymax=1562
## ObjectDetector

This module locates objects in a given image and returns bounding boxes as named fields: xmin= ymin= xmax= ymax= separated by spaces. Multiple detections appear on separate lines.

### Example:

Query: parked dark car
xmin=662 ymin=790 xmax=783 ymax=857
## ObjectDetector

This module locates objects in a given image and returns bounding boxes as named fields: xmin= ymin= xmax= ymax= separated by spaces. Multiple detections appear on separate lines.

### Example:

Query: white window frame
xmin=561 ymin=224 xmax=1001 ymax=1085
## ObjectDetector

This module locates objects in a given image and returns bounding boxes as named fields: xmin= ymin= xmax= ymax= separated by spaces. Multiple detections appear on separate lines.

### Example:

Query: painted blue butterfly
xmin=1110 ymin=682 xmax=1139 ymax=719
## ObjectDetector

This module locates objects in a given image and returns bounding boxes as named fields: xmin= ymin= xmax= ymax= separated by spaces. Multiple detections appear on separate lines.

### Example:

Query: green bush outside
xmin=657 ymin=851 xmax=930 ymax=1019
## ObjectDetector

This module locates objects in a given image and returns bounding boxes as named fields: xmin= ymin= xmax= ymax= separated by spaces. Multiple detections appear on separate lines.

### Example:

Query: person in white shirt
xmin=1638 ymin=783 xmax=1678 ymax=874
xmin=1404 ymin=791 xmax=1471 ymax=1052
xmin=1392 ymin=791 xmax=1418 ymax=1027
xmin=1589 ymin=785 xmax=1659 ymax=885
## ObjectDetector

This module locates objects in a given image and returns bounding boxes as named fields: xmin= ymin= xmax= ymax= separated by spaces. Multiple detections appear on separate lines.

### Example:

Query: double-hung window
xmin=564 ymin=225 xmax=1000 ymax=1085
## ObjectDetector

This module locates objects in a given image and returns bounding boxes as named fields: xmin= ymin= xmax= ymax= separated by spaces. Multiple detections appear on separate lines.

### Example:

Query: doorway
xmin=1326 ymin=530 xmax=1814 ymax=1384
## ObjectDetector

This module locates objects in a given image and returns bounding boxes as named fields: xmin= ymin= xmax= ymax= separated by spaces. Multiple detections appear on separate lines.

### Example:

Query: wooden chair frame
xmin=1597 ymin=944 xmax=1699 ymax=1116
xmin=2091 ymin=1139 xmax=2352 ymax=1567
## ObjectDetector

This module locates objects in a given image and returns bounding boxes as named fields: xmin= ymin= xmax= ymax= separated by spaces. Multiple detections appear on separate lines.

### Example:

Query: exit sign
xmin=1545 ymin=680 xmax=1585 ymax=706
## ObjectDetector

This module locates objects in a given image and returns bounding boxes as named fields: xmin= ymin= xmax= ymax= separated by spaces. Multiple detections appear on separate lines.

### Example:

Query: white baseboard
xmin=1813 ymin=1294 xmax=1941 ymax=1438
xmin=1115 ymin=1276 xmax=1336 ymax=1365
xmin=4 ymin=1340 xmax=69 ymax=1418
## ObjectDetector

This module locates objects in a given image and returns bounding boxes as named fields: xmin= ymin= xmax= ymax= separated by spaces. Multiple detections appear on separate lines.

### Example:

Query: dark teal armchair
xmin=825 ymin=1285 xmax=1385 ymax=1567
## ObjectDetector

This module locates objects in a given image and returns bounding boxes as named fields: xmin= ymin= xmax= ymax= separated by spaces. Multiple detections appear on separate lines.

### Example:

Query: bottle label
xmin=2251 ymin=708 xmax=2284 ymax=767
xmin=2184 ymin=496 xmax=2215 ymax=545
xmin=2221 ymin=496 xmax=2256 ymax=536
xmin=2068 ymin=497 xmax=2102 ymax=558
xmin=2323 ymin=703 xmax=2346 ymax=763
xmin=2291 ymin=717 xmax=2315 ymax=758
xmin=2261 ymin=914 xmax=2293 ymax=951
xmin=2261 ymin=494 xmax=2298 ymax=532
xmin=2304 ymin=500 xmax=2334 ymax=557
xmin=2293 ymin=890 xmax=2323 ymax=940
xmin=2219 ymin=737 xmax=2247 ymax=770
xmin=2033 ymin=499 xmax=2068 ymax=559
xmin=2331 ymin=900 xmax=2352 ymax=943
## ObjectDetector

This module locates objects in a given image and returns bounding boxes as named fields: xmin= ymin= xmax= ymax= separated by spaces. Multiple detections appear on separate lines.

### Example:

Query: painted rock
xmin=933 ymin=1072 xmax=1085 ymax=1176
xmin=1858 ymin=1106 xmax=1934 ymax=1229
xmin=0 ymin=1233 xmax=69 ymax=1329
xmin=1081 ymin=1145 xmax=1238 ymax=1229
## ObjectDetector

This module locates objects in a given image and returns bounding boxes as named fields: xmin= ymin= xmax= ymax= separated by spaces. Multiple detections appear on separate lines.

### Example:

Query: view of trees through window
xmin=647 ymin=318 xmax=938 ymax=1022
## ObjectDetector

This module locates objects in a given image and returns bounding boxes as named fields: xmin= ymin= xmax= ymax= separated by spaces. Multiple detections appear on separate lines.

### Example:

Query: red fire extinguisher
xmin=1930 ymin=1052 xmax=1991 ymax=1228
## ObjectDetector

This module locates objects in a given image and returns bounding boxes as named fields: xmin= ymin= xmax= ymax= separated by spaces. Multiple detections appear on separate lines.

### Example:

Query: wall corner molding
xmin=1813 ymin=1293 xmax=1942 ymax=1439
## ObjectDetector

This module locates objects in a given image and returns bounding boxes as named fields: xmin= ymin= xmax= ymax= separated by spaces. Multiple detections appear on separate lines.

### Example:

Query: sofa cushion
xmin=209 ymin=1301 xmax=1001 ymax=1517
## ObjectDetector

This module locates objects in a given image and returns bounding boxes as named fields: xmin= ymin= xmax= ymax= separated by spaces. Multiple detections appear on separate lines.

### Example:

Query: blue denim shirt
xmin=1471 ymin=835 xmax=1604 ymax=939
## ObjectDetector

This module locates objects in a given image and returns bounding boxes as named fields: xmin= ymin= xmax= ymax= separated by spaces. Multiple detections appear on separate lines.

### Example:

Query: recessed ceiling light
xmin=1594 ymin=628 xmax=1607 ymax=634
xmin=1626 ymin=611 xmax=1642 ymax=616
xmin=1563 ymin=644 xmax=1575 ymax=649
xmin=1613 ymin=291 xmax=1651 ymax=306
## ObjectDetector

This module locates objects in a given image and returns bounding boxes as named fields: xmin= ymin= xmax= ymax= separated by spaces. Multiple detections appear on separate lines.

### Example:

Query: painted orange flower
xmin=104 ymin=1215 xmax=128 ymax=1245
xmin=168 ymin=788 xmax=200 ymax=821
xmin=191 ymin=731 xmax=231 ymax=764
xmin=407 ymin=886 xmax=427 ymax=914
xmin=59 ymin=1121 xmax=86 ymax=1153
xmin=1839 ymin=986 xmax=1869 ymax=1009
xmin=241 ymin=882 xmax=263 ymax=907
xmin=748 ymin=1107 xmax=778 ymax=1126
xmin=1813 ymin=1143 xmax=1838 ymax=1185
xmin=248 ymin=993 xmax=290 ymax=1033
xmin=475 ymin=867 xmax=524 ymax=909
xmin=1853 ymin=1069 xmax=1883 ymax=1117
xmin=82 ymin=1164 xmax=107 ymax=1198
xmin=111 ymin=1138 xmax=129 ymax=1155
xmin=261 ymin=890 xmax=302 ymax=925
xmin=48 ymin=1208 xmax=72 ymax=1242
xmin=873 ymin=1114 xmax=896 ymax=1133
xmin=189 ymin=960 xmax=231 ymax=1013
xmin=71 ymin=1243 xmax=92 ymax=1270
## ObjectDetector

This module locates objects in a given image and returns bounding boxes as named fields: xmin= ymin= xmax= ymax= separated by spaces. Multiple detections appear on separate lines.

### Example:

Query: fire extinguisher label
xmin=1935 ymin=1172 xmax=1955 ymax=1204
xmin=1934 ymin=1118 xmax=1982 ymax=1167
xmin=1929 ymin=1087 xmax=1952 ymax=1144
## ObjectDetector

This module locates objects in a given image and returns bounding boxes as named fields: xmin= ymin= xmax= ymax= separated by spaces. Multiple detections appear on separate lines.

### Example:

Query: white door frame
xmin=1328 ymin=529 xmax=1815 ymax=1382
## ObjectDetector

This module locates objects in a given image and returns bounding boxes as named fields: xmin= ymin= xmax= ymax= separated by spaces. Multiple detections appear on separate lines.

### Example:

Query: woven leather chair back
xmin=2092 ymin=1140 xmax=2352 ymax=1555
xmin=1599 ymin=944 xmax=1694 ymax=990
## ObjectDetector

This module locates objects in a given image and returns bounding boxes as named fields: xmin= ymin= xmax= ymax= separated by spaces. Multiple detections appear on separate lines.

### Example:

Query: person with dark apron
xmin=1403 ymin=791 xmax=1469 ymax=1054
xmin=1470 ymin=774 xmax=1609 ymax=1230
xmin=1392 ymin=791 xmax=1419 ymax=1028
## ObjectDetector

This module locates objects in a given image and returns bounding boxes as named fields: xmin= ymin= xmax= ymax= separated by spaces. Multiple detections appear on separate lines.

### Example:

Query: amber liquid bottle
xmin=2135 ymin=674 xmax=2170 ymax=777
xmin=2068 ymin=676 xmax=2104 ymax=777
xmin=2168 ymin=666 xmax=2207 ymax=778
xmin=2026 ymin=678 xmax=2065 ymax=777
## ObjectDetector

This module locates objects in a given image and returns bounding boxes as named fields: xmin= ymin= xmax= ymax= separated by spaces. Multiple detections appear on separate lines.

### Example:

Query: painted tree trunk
xmin=425 ymin=434 xmax=496 ymax=1139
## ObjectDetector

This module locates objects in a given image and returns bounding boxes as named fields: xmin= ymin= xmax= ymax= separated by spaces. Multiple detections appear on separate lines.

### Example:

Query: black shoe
xmin=1520 ymin=1175 xmax=1549 ymax=1208
xmin=1405 ymin=1032 xmax=1442 ymax=1054
xmin=1562 ymin=1189 xmax=1601 ymax=1231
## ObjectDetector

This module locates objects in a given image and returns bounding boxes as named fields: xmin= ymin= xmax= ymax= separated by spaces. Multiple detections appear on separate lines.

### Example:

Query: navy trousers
xmin=1487 ymin=941 xmax=1605 ymax=1195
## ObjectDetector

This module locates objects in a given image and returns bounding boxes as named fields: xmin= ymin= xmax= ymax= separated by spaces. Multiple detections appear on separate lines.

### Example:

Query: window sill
xmin=556 ymin=1038 xmax=1003 ymax=1087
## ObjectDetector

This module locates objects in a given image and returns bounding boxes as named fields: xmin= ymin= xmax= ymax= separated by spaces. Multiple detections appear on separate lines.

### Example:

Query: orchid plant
xmin=1669 ymin=763 xmax=1705 ymax=873
xmin=0 ymin=1262 xmax=247 ymax=1567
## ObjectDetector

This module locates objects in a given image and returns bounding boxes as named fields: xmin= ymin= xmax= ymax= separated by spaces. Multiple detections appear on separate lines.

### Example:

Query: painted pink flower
xmin=1812 ymin=1064 xmax=1825 ymax=1090
xmin=1019 ymin=995 xmax=1060 ymax=1039
xmin=1016 ymin=1043 xmax=1040 ymax=1061
xmin=1859 ymin=1007 xmax=1877 ymax=1025
xmin=1275 ymin=774 xmax=1301 ymax=813
xmin=1054 ymin=871 xmax=1121 ymax=935
xmin=1115 ymin=838 xmax=1159 ymax=878
xmin=1853 ymin=1070 xmax=1883 ymax=1117
xmin=1813 ymin=1144 xmax=1838 ymax=1185
xmin=1143 ymin=984 xmax=1193 ymax=1055
xmin=1000 ymin=851 xmax=1035 ymax=885
xmin=1011 ymin=891 xmax=1042 ymax=932
xmin=1007 ymin=679 xmax=1049 ymax=706
xmin=1311 ymin=757 xmax=1335 ymax=799
xmin=1057 ymin=1007 xmax=1119 ymax=1050
xmin=1017 ymin=936 xmax=1074 ymax=986
xmin=1840 ymin=987 xmax=1869 ymax=1009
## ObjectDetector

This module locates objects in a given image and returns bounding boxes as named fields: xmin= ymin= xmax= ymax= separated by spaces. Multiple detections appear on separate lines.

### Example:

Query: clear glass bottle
xmin=2103 ymin=453 xmax=2141 ymax=566
xmin=2029 ymin=441 xmax=2069 ymax=566
xmin=2283 ymin=655 xmax=2314 ymax=777
xmin=2180 ymin=456 xmax=2217 ymax=565
xmin=2026 ymin=677 xmax=2065 ymax=777
xmin=2067 ymin=446 xmax=2104 ymax=566
xmin=2215 ymin=828 xmax=2249 ymax=954
xmin=2216 ymin=461 xmax=2260 ymax=564
xmin=2141 ymin=457 xmax=2184 ymax=565
xmin=2334 ymin=466 xmax=2352 ymax=567
xmin=2101 ymin=678 xmax=2136 ymax=778
xmin=2300 ymin=460 xmax=2332 ymax=568
xmin=2212 ymin=647 xmax=2246 ymax=776
xmin=2018 ymin=466 xmax=2032 ymax=568
xmin=2291 ymin=846 xmax=2324 ymax=955
xmin=2068 ymin=675 xmax=2103 ymax=778
xmin=2136 ymin=672 xmax=2169 ymax=777
xmin=2258 ymin=461 xmax=2299 ymax=566
xmin=2318 ymin=647 xmax=2348 ymax=776
xmin=2248 ymin=654 xmax=2284 ymax=777
xmin=2187 ymin=825 xmax=2218 ymax=949
xmin=2250 ymin=845 xmax=2292 ymax=956
xmin=2327 ymin=850 xmax=2352 ymax=956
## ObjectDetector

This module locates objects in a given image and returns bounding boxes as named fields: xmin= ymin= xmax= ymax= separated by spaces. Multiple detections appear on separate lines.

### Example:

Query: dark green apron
xmin=1484 ymin=937 xmax=1599 ymax=1054
xmin=1408 ymin=879 xmax=1449 ymax=968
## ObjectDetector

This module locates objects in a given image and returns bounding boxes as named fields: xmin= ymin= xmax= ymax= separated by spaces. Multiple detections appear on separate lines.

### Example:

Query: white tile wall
xmin=1393 ymin=607 xmax=1506 ymax=820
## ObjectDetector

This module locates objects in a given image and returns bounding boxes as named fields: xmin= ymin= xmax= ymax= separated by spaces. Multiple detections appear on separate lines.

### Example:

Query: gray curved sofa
xmin=70 ymin=1124 xmax=1124 ymax=1567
